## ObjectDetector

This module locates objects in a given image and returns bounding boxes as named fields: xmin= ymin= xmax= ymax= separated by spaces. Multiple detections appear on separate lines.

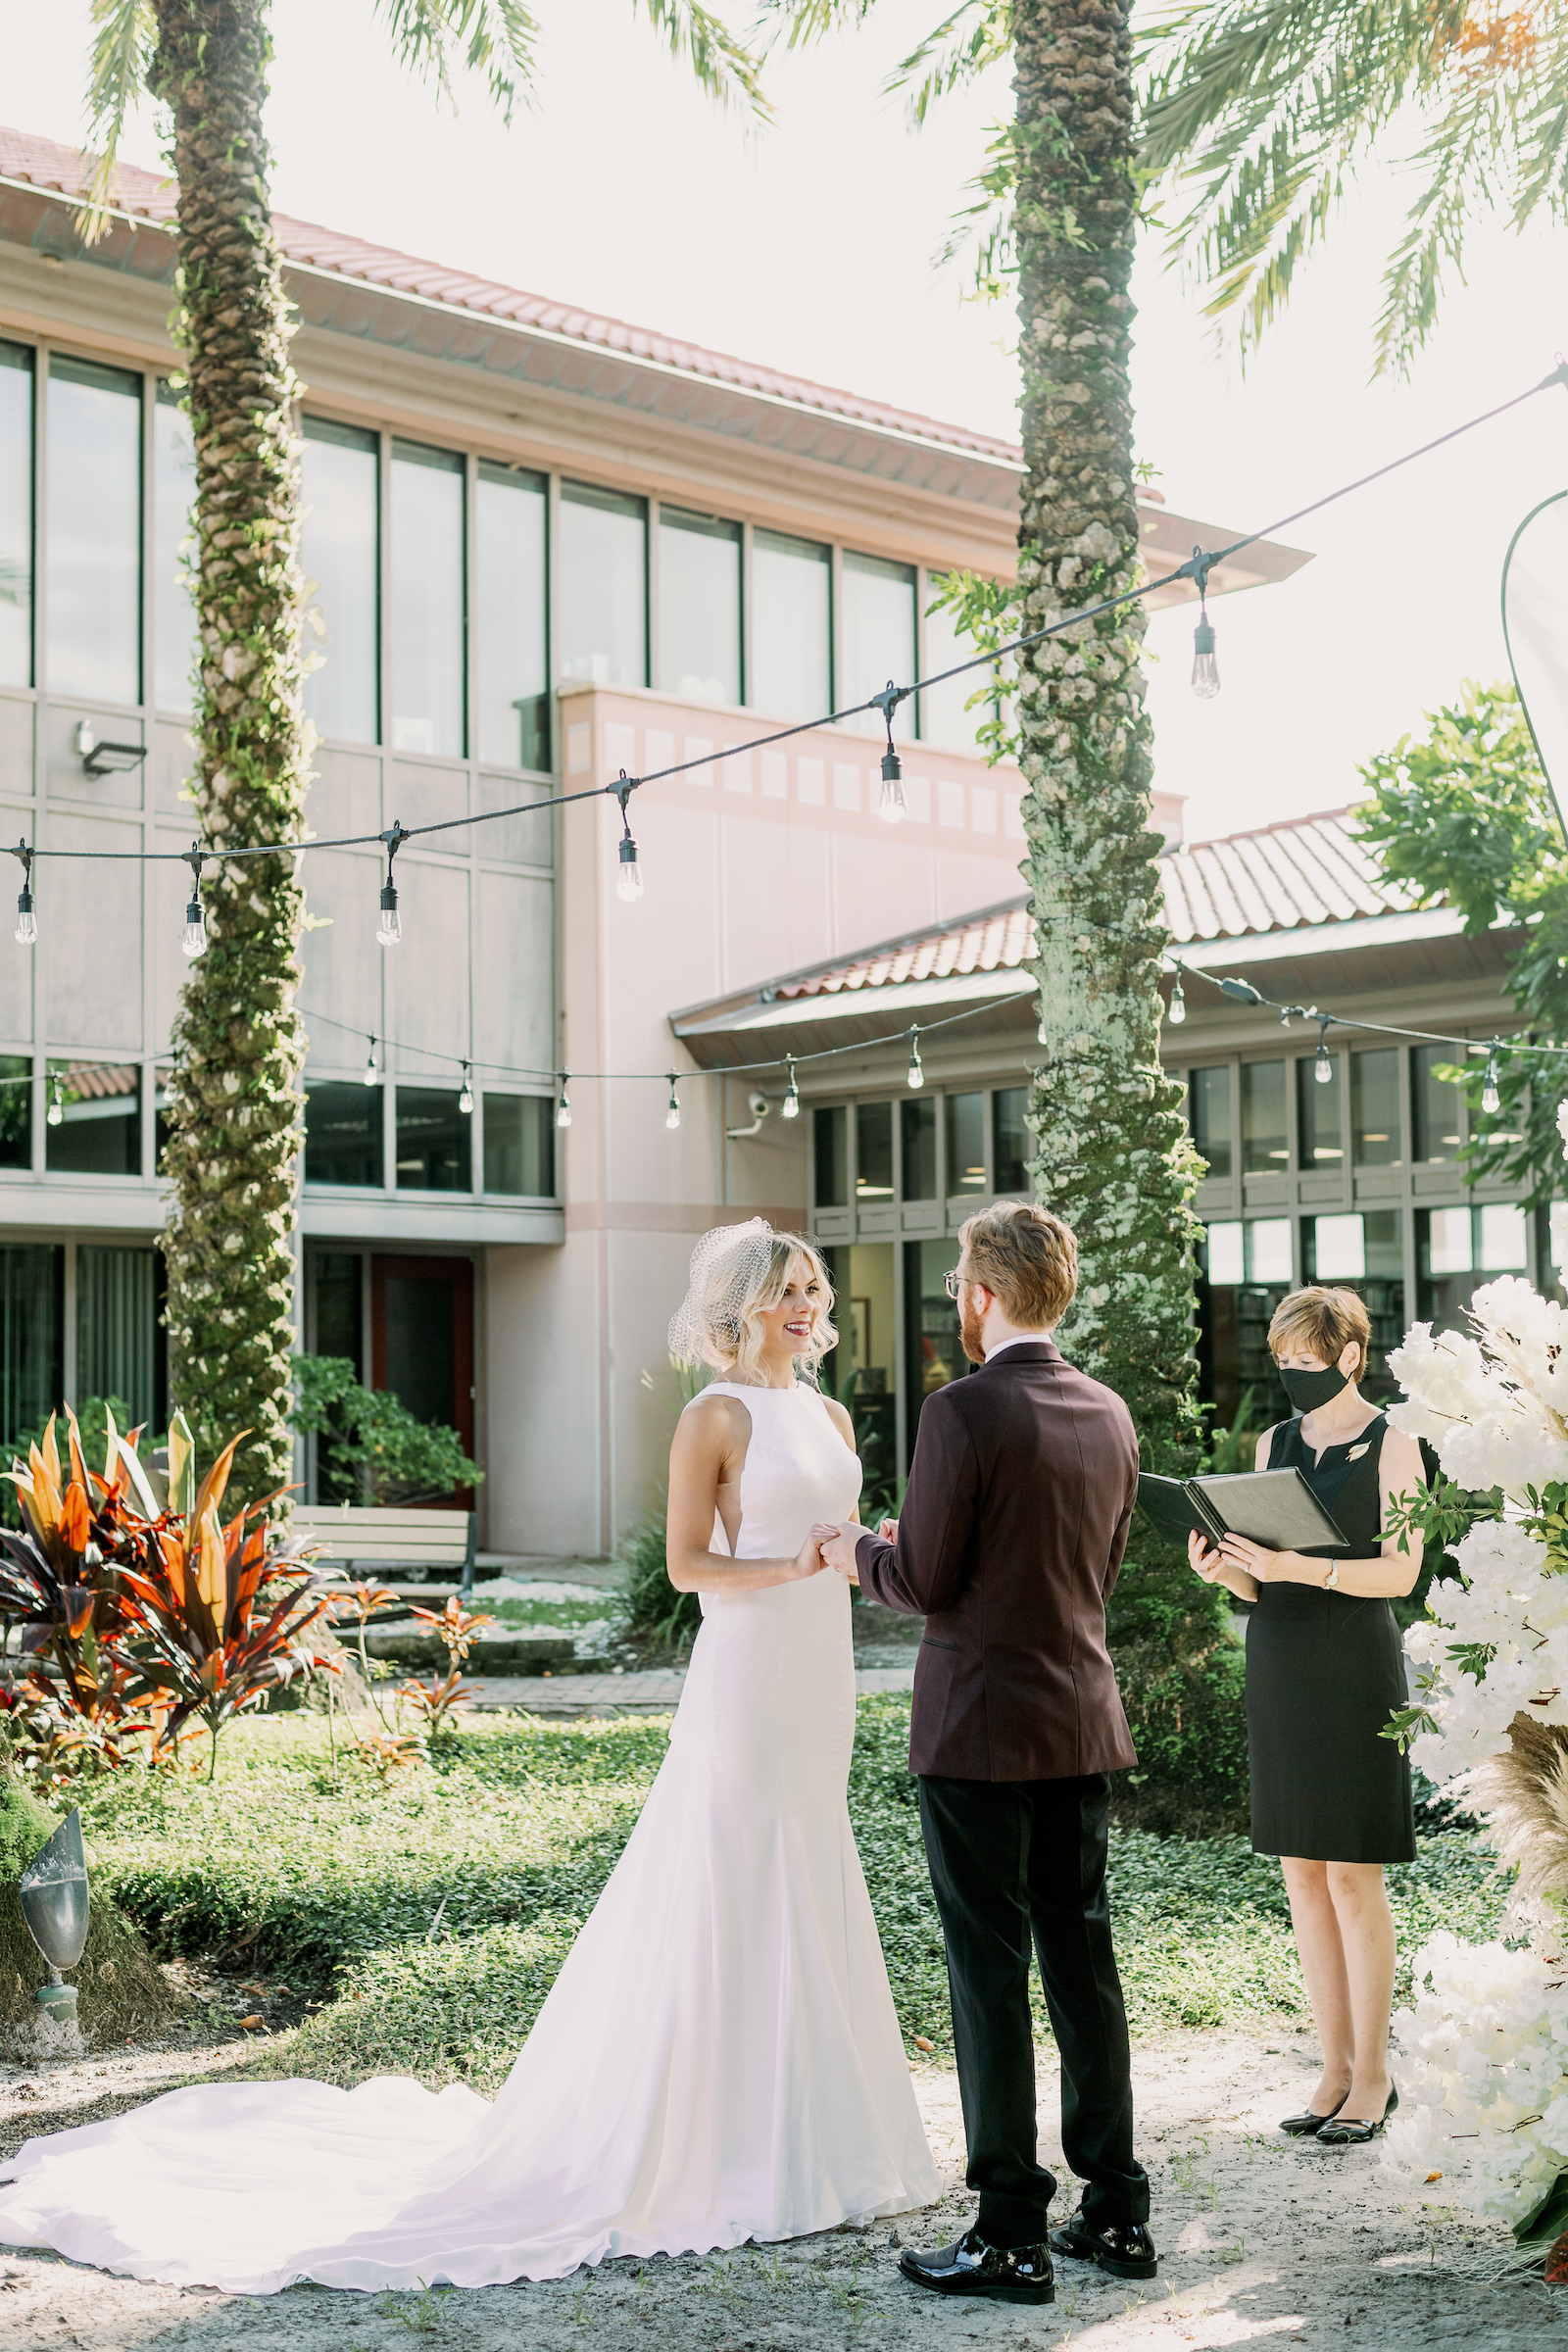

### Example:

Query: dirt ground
xmin=1 ymin=2020 xmax=1561 ymax=2351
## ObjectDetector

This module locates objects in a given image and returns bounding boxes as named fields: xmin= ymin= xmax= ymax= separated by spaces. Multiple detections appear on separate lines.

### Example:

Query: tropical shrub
xmin=617 ymin=1496 xmax=701 ymax=1649
xmin=290 ymin=1356 xmax=482 ymax=1505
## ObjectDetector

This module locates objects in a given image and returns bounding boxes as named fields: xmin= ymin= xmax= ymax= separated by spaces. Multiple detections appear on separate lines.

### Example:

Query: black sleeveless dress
xmin=1246 ymin=1412 xmax=1415 ymax=1864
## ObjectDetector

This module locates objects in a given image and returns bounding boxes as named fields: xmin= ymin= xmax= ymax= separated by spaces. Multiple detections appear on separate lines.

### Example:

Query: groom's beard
xmin=959 ymin=1300 xmax=987 ymax=1364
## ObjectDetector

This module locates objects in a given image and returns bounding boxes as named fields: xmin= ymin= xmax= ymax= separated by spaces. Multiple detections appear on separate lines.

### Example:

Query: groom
xmin=819 ymin=1201 xmax=1153 ymax=2306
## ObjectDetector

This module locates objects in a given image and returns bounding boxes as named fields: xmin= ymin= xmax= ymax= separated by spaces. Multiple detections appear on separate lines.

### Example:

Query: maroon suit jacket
xmin=855 ymin=1340 xmax=1139 ymax=1781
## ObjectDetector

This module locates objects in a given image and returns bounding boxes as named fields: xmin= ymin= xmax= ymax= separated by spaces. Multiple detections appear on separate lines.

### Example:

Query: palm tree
xmin=1139 ymin=0 xmax=1568 ymax=377
xmin=768 ymin=0 xmax=1205 ymax=1471
xmin=79 ymin=1 xmax=766 ymax=1503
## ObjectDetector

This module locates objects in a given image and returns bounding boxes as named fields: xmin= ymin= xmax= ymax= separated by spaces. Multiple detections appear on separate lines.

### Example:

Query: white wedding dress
xmin=0 ymin=1382 xmax=937 ymax=2292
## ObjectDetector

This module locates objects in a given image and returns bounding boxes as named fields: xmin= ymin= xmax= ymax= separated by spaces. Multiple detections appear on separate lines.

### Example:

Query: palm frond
xmin=373 ymin=0 xmax=542 ymax=122
xmin=886 ymin=3 xmax=1012 ymax=126
xmin=632 ymin=0 xmax=773 ymax=116
xmin=82 ymin=0 xmax=158 ymax=246
xmin=755 ymin=0 xmax=880 ymax=51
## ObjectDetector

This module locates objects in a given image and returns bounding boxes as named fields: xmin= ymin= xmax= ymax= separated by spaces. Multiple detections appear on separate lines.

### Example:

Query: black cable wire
xmin=1167 ymin=956 xmax=1560 ymax=1060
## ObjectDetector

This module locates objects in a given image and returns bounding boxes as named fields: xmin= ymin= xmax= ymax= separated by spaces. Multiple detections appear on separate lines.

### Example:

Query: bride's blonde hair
xmin=667 ymin=1220 xmax=838 ymax=1386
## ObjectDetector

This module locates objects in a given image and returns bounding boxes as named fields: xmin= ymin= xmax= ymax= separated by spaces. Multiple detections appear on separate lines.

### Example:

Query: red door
xmin=370 ymin=1254 xmax=475 ymax=1508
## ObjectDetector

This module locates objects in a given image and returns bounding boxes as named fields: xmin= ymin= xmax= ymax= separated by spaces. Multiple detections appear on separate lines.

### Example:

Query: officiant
xmin=1189 ymin=1284 xmax=1427 ymax=2151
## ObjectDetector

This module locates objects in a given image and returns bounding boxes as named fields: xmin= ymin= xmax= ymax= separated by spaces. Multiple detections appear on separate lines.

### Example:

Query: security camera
xmin=747 ymin=1091 xmax=770 ymax=1121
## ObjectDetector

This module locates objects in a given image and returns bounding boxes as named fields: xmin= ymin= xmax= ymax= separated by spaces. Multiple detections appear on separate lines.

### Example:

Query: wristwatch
xmin=1323 ymin=1559 xmax=1341 ymax=1592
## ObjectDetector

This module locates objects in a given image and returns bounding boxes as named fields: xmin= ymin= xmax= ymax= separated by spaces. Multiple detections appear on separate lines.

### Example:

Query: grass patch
xmin=71 ymin=1695 xmax=1510 ymax=2090
xmin=476 ymin=1595 xmax=612 ymax=1633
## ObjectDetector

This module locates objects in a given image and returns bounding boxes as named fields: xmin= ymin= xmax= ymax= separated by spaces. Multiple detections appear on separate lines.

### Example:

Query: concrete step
xmin=362 ymin=1627 xmax=579 ymax=1673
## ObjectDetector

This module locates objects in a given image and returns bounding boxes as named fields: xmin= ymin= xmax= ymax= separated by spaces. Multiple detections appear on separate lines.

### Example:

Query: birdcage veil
xmin=667 ymin=1219 xmax=836 ymax=1384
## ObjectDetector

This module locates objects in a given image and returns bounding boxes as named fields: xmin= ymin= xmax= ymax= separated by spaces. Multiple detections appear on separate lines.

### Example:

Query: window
xmin=855 ymin=1102 xmax=894 ymax=1200
xmin=0 ymin=1244 xmax=63 ymax=1435
xmin=1199 ymin=1219 xmax=1293 ymax=1427
xmin=153 ymin=381 xmax=198 ymax=712
xmin=47 ymin=355 xmax=140 ymax=705
xmin=1190 ymin=1066 xmax=1232 ymax=1180
xmin=1297 ymin=1054 xmax=1342 ymax=1167
xmin=45 ymin=1062 xmax=140 ymax=1177
xmin=0 ymin=341 xmax=32 ymax=688
xmin=947 ymin=1092 xmax=986 ymax=1195
xmin=905 ymin=1238 xmax=966 ymax=1434
xmin=76 ymin=1245 xmax=159 ymax=1427
xmin=658 ymin=508 xmax=740 ymax=706
xmin=482 ymin=1095 xmax=554 ymax=1196
xmin=395 ymin=1087 xmax=471 ymax=1191
xmin=302 ymin=417 xmax=379 ymax=744
xmin=1204 ymin=1219 xmax=1293 ymax=1287
xmin=1299 ymin=1209 xmax=1405 ymax=1397
xmin=1351 ymin=1048 xmax=1401 ymax=1166
xmin=476 ymin=462 xmax=548 ymax=770
xmin=841 ymin=551 xmax=915 ymax=739
xmin=751 ymin=529 xmax=829 ymax=720
xmin=0 ymin=1056 xmax=28 ymax=1169
xmin=901 ymin=1097 xmax=937 ymax=1200
xmin=1418 ymin=1201 xmax=1528 ymax=1331
xmin=1412 ymin=1044 xmax=1461 ymax=1162
xmin=560 ymin=481 xmax=646 ymax=687
xmin=814 ymin=1104 xmax=848 ymax=1207
xmin=1240 ymin=1060 xmax=1287 ymax=1174
xmin=993 ymin=1087 xmax=1030 ymax=1195
xmin=389 ymin=441 xmax=465 ymax=757
xmin=920 ymin=575 xmax=990 ymax=751
xmin=304 ymin=1082 xmax=383 ymax=1187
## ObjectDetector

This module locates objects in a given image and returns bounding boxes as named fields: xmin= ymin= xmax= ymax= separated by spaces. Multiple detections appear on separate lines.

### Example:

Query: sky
xmin=3 ymin=0 xmax=1566 ymax=844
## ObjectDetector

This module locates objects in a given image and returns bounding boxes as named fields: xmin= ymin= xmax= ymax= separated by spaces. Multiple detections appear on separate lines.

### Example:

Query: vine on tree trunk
xmin=151 ymin=0 xmax=307 ymax=1507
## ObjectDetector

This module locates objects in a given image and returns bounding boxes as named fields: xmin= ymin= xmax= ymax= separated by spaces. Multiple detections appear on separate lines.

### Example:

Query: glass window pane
xmin=389 ymin=440 xmax=465 ymax=757
xmin=1302 ymin=1210 xmax=1404 ymax=1397
xmin=1479 ymin=1201 xmax=1527 ymax=1270
xmin=904 ymin=1238 xmax=967 ymax=1438
xmin=1351 ymin=1048 xmax=1401 ymax=1166
xmin=901 ymin=1097 xmax=937 ymax=1200
xmin=1248 ymin=1219 xmax=1294 ymax=1283
xmin=76 ymin=1245 xmax=157 ymax=1425
xmin=0 ymin=342 xmax=33 ymax=688
xmin=0 ymin=1245 xmax=63 ymax=1436
xmin=395 ymin=1087 xmax=471 ymax=1191
xmin=993 ymin=1087 xmax=1029 ymax=1194
xmin=751 ymin=528 xmax=829 ymax=719
xmin=1205 ymin=1221 xmax=1244 ymax=1285
xmin=1419 ymin=1205 xmax=1486 ymax=1334
xmin=482 ymin=1094 xmax=553 ymax=1196
xmin=302 ymin=417 xmax=379 ymax=745
xmin=1412 ymin=1044 xmax=1461 ymax=1162
xmin=560 ymin=481 xmax=646 ymax=687
xmin=304 ymin=1081 xmax=383 ymax=1187
xmin=947 ymin=1092 xmax=986 ymax=1195
xmin=841 ymin=551 xmax=915 ymax=739
xmin=856 ymin=1102 xmax=894 ymax=1200
xmin=46 ymin=1060 xmax=140 ymax=1177
xmin=313 ymin=1251 xmax=363 ymax=1363
xmin=1297 ymin=1054 xmax=1342 ymax=1167
xmin=47 ymin=355 xmax=140 ymax=705
xmin=1190 ymin=1066 xmax=1232 ymax=1179
xmin=476 ymin=462 xmax=548 ymax=770
xmin=0 ymin=1055 xmax=29 ymax=1169
xmin=836 ymin=1241 xmax=897 ymax=1513
xmin=813 ymin=1104 xmax=847 ymax=1206
xmin=658 ymin=507 xmax=740 ymax=706
xmin=920 ymin=574 xmax=991 ymax=751
xmin=1240 ymin=1060 xmax=1287 ymax=1174
xmin=153 ymin=380 xmax=198 ymax=713
xmin=1309 ymin=1212 xmax=1364 ymax=1281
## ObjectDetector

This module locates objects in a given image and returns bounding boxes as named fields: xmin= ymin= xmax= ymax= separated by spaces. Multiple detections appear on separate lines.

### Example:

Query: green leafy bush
xmin=1114 ymin=1637 xmax=1250 ymax=1836
xmin=616 ymin=1497 xmax=700 ymax=1648
xmin=290 ymin=1358 xmax=482 ymax=1505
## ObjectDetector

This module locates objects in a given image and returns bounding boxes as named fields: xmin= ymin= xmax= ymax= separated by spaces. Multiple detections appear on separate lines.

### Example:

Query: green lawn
xmin=76 ymin=1695 xmax=1508 ymax=2096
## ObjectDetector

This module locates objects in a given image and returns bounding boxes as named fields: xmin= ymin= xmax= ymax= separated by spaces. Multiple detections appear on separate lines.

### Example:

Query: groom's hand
xmin=817 ymin=1522 xmax=863 ymax=1579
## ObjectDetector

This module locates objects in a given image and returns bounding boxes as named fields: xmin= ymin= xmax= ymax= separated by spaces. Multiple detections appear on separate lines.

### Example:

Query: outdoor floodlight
xmin=75 ymin=721 xmax=148 ymax=778
xmin=19 ymin=1807 xmax=90 ymax=2020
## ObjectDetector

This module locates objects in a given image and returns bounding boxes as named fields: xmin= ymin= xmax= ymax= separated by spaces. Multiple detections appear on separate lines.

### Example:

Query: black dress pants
xmin=918 ymin=1771 xmax=1148 ymax=2247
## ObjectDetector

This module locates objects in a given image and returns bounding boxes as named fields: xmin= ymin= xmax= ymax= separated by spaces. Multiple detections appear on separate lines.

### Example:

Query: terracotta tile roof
xmin=0 ymin=125 xmax=1021 ymax=466
xmin=59 ymin=1061 xmax=138 ymax=1100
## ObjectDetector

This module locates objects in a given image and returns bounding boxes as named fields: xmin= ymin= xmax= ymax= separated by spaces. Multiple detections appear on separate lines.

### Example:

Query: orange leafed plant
xmin=0 ymin=1408 xmax=148 ymax=1747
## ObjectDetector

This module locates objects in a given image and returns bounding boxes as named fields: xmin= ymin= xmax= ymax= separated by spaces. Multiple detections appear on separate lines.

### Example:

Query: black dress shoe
xmin=1050 ymin=2206 xmax=1158 ymax=2279
xmin=1279 ymin=2096 xmax=1347 ymax=2137
xmin=899 ymin=2228 xmax=1054 ymax=2303
xmin=1317 ymin=2082 xmax=1397 ymax=2146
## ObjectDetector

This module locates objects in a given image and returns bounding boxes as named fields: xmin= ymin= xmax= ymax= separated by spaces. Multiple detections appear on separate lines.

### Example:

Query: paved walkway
xmin=463 ymin=1664 xmax=916 ymax=1716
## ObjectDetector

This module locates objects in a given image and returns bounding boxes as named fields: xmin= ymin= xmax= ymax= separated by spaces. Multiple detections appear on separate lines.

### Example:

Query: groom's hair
xmin=959 ymin=1201 xmax=1077 ymax=1331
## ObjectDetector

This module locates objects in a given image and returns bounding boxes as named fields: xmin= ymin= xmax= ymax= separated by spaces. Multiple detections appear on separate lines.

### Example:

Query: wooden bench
xmin=290 ymin=1505 xmax=477 ymax=1596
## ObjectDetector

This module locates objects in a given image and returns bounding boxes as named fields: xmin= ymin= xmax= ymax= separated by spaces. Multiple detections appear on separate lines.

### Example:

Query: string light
xmin=363 ymin=1037 xmax=381 ymax=1087
xmin=614 ymin=774 xmax=644 ymax=903
xmin=47 ymin=1073 xmax=63 ymax=1128
xmin=906 ymin=1030 xmax=924 ymax=1090
xmin=1187 ymin=549 xmax=1220 ymax=701
xmin=871 ymin=684 xmax=908 ymax=825
xmin=1166 ymin=972 xmax=1186 ymax=1025
xmin=1483 ymin=1043 xmax=1501 ymax=1116
xmin=556 ymin=1077 xmax=572 ymax=1130
xmin=781 ymin=1057 xmax=800 ymax=1119
xmin=11 ymin=842 xmax=34 ymax=948
xmin=377 ymin=822 xmax=407 ymax=948
xmin=179 ymin=843 xmax=208 ymax=960
xmin=1314 ymin=1017 xmax=1335 ymax=1085
xmin=458 ymin=1062 xmax=474 ymax=1116
xmin=664 ymin=1074 xmax=681 ymax=1132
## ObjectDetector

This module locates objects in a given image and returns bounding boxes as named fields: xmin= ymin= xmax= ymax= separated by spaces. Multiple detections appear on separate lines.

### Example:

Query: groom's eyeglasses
xmin=943 ymin=1269 xmax=966 ymax=1301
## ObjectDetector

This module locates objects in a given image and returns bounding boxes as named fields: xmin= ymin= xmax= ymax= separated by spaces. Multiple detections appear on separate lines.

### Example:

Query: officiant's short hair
xmin=1268 ymin=1287 xmax=1370 ymax=1383
xmin=959 ymin=1202 xmax=1077 ymax=1331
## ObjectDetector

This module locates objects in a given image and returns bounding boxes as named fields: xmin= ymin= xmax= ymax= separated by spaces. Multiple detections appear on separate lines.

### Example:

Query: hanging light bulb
xmin=556 ymin=1078 xmax=572 ymax=1131
xmin=906 ymin=1031 xmax=924 ymax=1090
xmin=781 ymin=1057 xmax=800 ymax=1120
xmin=1315 ymin=1021 xmax=1335 ymax=1085
xmin=179 ymin=840 xmax=208 ymax=959
xmin=1167 ymin=971 xmax=1186 ymax=1026
xmin=873 ymin=683 xmax=907 ymax=822
xmin=47 ymin=1072 xmax=63 ymax=1128
xmin=363 ymin=1037 xmax=381 ymax=1087
xmin=665 ymin=1074 xmax=681 ymax=1132
xmin=12 ymin=841 xmax=35 ymax=947
xmin=1482 ymin=1044 xmax=1501 ymax=1117
xmin=614 ymin=772 xmax=644 ymax=902
xmin=377 ymin=820 xmax=407 ymax=947
xmin=1191 ymin=608 xmax=1220 ymax=701
xmin=458 ymin=1063 xmax=474 ymax=1116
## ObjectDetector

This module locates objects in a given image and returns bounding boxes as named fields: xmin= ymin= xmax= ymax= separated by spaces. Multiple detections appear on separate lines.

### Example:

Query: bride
xmin=0 ymin=1221 xmax=938 ymax=2292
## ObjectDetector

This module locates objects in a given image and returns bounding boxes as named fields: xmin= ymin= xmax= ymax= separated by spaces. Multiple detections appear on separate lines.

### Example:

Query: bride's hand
xmin=793 ymin=1528 xmax=831 ymax=1579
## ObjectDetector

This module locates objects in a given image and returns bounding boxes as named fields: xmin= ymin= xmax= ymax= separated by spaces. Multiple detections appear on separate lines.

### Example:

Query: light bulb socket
xmin=1193 ymin=615 xmax=1216 ymax=659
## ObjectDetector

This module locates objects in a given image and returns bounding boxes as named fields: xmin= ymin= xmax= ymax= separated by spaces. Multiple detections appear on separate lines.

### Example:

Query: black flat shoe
xmin=1049 ymin=2206 xmax=1158 ymax=2279
xmin=1280 ymin=2097 xmax=1348 ymax=2137
xmin=1317 ymin=2082 xmax=1398 ymax=2145
xmin=899 ymin=2228 xmax=1054 ymax=2304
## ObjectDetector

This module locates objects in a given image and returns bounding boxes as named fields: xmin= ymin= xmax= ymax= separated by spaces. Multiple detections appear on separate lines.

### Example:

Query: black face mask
xmin=1279 ymin=1364 xmax=1350 ymax=1413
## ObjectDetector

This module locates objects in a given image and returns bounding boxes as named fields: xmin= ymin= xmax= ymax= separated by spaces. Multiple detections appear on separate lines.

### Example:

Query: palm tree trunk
xmin=150 ymin=0 xmax=307 ymax=1505
xmin=1013 ymin=0 xmax=1203 ymax=1471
